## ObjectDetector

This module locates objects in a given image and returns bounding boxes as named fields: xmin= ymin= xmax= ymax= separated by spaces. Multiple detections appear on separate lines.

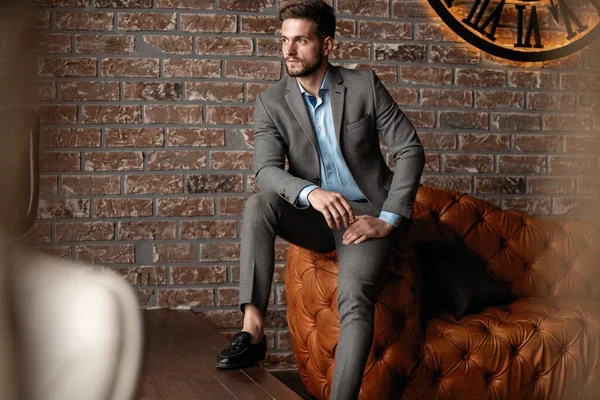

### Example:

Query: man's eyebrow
xmin=280 ymin=35 xmax=309 ymax=40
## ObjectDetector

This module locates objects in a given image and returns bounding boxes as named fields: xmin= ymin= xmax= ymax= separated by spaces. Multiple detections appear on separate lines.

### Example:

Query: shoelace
xmin=226 ymin=336 xmax=248 ymax=352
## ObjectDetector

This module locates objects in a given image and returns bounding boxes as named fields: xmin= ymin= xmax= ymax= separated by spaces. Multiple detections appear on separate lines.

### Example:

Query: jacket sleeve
xmin=253 ymin=93 xmax=318 ymax=208
xmin=371 ymin=70 xmax=425 ymax=219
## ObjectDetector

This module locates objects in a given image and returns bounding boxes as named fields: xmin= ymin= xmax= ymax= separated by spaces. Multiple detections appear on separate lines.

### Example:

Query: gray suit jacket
xmin=252 ymin=64 xmax=425 ymax=219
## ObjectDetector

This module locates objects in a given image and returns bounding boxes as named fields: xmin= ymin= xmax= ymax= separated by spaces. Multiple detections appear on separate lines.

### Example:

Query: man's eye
xmin=299 ymin=39 xmax=306 ymax=44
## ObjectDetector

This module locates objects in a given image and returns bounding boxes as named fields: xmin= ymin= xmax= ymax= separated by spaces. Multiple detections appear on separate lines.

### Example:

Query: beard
xmin=285 ymin=50 xmax=324 ymax=78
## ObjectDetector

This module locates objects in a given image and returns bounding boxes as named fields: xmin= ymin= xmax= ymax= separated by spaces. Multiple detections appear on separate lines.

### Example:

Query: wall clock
xmin=426 ymin=0 xmax=600 ymax=61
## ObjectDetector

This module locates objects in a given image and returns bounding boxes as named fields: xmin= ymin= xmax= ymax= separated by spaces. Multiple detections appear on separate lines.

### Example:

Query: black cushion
xmin=413 ymin=241 xmax=517 ymax=321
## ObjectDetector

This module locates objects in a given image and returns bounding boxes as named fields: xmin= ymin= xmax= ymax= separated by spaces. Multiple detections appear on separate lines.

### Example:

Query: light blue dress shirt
xmin=295 ymin=72 xmax=402 ymax=227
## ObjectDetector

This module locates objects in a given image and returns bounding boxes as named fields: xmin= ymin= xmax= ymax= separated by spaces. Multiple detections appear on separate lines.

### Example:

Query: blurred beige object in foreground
xmin=0 ymin=1 xmax=143 ymax=399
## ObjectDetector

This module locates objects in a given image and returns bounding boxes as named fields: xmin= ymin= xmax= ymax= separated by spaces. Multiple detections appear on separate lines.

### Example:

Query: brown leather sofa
xmin=285 ymin=185 xmax=600 ymax=399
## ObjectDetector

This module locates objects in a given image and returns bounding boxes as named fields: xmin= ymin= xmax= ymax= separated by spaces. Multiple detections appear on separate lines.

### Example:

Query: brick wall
xmin=27 ymin=0 xmax=599 ymax=363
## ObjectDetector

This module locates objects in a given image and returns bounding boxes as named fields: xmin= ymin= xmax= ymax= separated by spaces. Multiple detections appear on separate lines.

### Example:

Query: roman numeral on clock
xmin=462 ymin=0 xmax=506 ymax=40
xmin=514 ymin=5 xmax=543 ymax=48
xmin=548 ymin=0 xmax=588 ymax=40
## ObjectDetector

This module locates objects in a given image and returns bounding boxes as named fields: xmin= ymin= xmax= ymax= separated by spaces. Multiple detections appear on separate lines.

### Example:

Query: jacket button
xmin=313 ymin=176 xmax=320 ymax=183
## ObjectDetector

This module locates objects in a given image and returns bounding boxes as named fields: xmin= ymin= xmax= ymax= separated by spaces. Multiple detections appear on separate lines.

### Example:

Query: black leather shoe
xmin=216 ymin=331 xmax=267 ymax=369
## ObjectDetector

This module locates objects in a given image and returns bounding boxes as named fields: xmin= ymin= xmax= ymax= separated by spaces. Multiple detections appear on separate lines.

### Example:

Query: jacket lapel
xmin=284 ymin=77 xmax=317 ymax=151
xmin=327 ymin=66 xmax=346 ymax=144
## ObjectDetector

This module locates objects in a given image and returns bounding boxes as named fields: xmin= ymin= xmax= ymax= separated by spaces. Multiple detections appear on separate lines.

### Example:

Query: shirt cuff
xmin=378 ymin=211 xmax=402 ymax=227
xmin=296 ymin=184 xmax=319 ymax=208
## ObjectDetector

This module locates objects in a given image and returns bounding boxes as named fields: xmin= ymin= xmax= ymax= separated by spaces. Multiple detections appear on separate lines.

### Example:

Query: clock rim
xmin=427 ymin=0 xmax=600 ymax=62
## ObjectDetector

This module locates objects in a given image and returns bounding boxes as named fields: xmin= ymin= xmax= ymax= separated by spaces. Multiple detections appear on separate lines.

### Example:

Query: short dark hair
xmin=278 ymin=0 xmax=336 ymax=40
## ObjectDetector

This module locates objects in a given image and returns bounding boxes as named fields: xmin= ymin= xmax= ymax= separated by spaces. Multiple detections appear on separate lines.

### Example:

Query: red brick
xmin=564 ymin=135 xmax=600 ymax=153
xmin=186 ymin=82 xmax=244 ymax=101
xmin=186 ymin=174 xmax=244 ymax=193
xmin=124 ymin=82 xmax=182 ymax=101
xmin=459 ymin=133 xmax=509 ymax=151
xmin=41 ymin=128 xmax=101 ymax=148
xmin=93 ymin=0 xmax=153 ymax=7
xmin=143 ymin=35 xmax=192 ymax=54
xmin=424 ymin=154 xmax=440 ymax=172
xmin=40 ymin=175 xmax=59 ymax=196
xmin=359 ymin=21 xmax=411 ymax=40
xmin=158 ymin=289 xmax=214 ymax=308
xmin=497 ymin=155 xmax=546 ymax=173
xmin=206 ymin=106 xmax=252 ymax=125
xmin=62 ymin=175 xmax=120 ymax=195
xmin=197 ymin=37 xmax=253 ymax=56
xmin=125 ymin=174 xmax=183 ymax=194
xmin=153 ymin=243 xmax=197 ymax=263
xmin=56 ymin=221 xmax=115 ymax=242
xmin=33 ymin=246 xmax=72 ymax=260
xmin=180 ymin=220 xmax=237 ymax=239
xmin=38 ymin=57 xmax=97 ymax=77
xmin=30 ymin=10 xmax=51 ymax=29
xmin=236 ymin=128 xmax=255 ymax=148
xmin=415 ymin=23 xmax=461 ymax=42
xmin=528 ymin=93 xmax=576 ymax=111
xmin=418 ymin=132 xmax=456 ymax=150
xmin=421 ymin=89 xmax=472 ymax=108
xmin=475 ymin=177 xmax=525 ymax=194
xmin=440 ymin=111 xmax=488 ymax=130
xmin=157 ymin=0 xmax=212 ymax=8
xmin=400 ymin=66 xmax=452 ymax=85
xmin=105 ymin=128 xmax=165 ymax=147
xmin=502 ymin=197 xmax=551 ymax=215
xmin=388 ymin=88 xmax=418 ymax=105
xmin=429 ymin=45 xmax=480 ymax=65
xmin=76 ymin=244 xmax=134 ymax=264
xmin=544 ymin=114 xmax=590 ymax=132
xmin=147 ymin=150 xmax=206 ymax=170
xmin=374 ymin=44 xmax=424 ymax=62
xmin=200 ymin=242 xmax=240 ymax=261
xmin=167 ymin=128 xmax=225 ymax=147
xmin=30 ymin=82 xmax=57 ymax=102
xmin=513 ymin=135 xmax=561 ymax=152
xmin=82 ymin=105 xmax=141 ymax=124
xmin=101 ymin=58 xmax=159 ymax=77
xmin=163 ymin=59 xmax=221 ymax=78
xmin=23 ymin=223 xmax=52 ymax=243
xmin=181 ymin=14 xmax=236 ymax=32
xmin=84 ymin=152 xmax=144 ymax=171
xmin=403 ymin=110 xmax=435 ymax=128
xmin=37 ymin=199 xmax=90 ymax=219
xmin=560 ymin=74 xmax=600 ymax=91
xmin=134 ymin=289 xmax=154 ymax=307
xmin=32 ymin=33 xmax=72 ymax=53
xmin=115 ymin=266 xmax=166 ymax=287
xmin=456 ymin=68 xmax=505 ymax=87
xmin=256 ymin=38 xmax=281 ymax=57
xmin=144 ymin=105 xmax=202 ymax=124
xmin=225 ymin=60 xmax=280 ymax=80
xmin=578 ymin=94 xmax=598 ymax=112
xmin=474 ymin=91 xmax=524 ymax=109
xmin=240 ymin=15 xmax=279 ymax=33
xmin=37 ymin=105 xmax=78 ymax=124
xmin=509 ymin=71 xmax=558 ymax=89
xmin=33 ymin=0 xmax=86 ymax=5
xmin=339 ymin=63 xmax=397 ymax=84
xmin=55 ymin=11 xmax=114 ymax=31
xmin=492 ymin=113 xmax=541 ymax=131
xmin=118 ymin=221 xmax=176 ymax=240
xmin=549 ymin=156 xmax=597 ymax=174
xmin=553 ymin=197 xmax=599 ymax=214
xmin=335 ymin=19 xmax=356 ymax=37
xmin=218 ymin=197 xmax=247 ymax=215
xmin=393 ymin=0 xmax=434 ymax=17
xmin=217 ymin=287 xmax=239 ymax=306
xmin=76 ymin=34 xmax=135 ymax=54
xmin=118 ymin=12 xmax=175 ymax=31
xmin=578 ymin=177 xmax=600 ymax=194
xmin=443 ymin=154 xmax=493 ymax=173
xmin=170 ymin=266 xmax=227 ymax=285
xmin=60 ymin=81 xmax=120 ymax=101
xmin=210 ymin=151 xmax=252 ymax=170
xmin=528 ymin=177 xmax=575 ymax=194
xmin=94 ymin=198 xmax=153 ymax=218
xmin=338 ymin=0 xmax=387 ymax=15
xmin=40 ymin=152 xmax=80 ymax=172
xmin=157 ymin=197 xmax=214 ymax=216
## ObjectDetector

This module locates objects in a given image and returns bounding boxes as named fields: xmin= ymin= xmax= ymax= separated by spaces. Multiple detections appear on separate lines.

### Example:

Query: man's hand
xmin=307 ymin=188 xmax=356 ymax=230
xmin=342 ymin=215 xmax=394 ymax=245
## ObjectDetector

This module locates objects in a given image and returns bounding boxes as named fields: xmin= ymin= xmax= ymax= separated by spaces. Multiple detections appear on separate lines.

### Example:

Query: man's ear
xmin=322 ymin=37 xmax=334 ymax=56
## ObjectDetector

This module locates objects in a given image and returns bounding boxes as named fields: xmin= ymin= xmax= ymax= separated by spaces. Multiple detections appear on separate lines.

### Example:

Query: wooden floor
xmin=137 ymin=310 xmax=304 ymax=400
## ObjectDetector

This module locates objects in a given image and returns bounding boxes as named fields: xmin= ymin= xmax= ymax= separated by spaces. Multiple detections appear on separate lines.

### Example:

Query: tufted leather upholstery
xmin=285 ymin=186 xmax=600 ymax=399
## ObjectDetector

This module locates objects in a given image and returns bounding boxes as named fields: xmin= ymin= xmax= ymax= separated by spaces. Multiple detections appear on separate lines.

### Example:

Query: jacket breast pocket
xmin=346 ymin=113 xmax=371 ymax=132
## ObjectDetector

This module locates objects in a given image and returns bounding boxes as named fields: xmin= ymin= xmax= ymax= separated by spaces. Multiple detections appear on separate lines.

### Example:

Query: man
xmin=216 ymin=1 xmax=425 ymax=399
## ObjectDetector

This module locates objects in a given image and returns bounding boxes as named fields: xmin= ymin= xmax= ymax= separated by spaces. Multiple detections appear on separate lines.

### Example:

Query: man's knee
xmin=243 ymin=192 xmax=283 ymax=217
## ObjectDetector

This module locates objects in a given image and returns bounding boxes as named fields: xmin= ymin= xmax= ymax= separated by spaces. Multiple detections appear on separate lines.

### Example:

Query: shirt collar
xmin=296 ymin=70 xmax=329 ymax=96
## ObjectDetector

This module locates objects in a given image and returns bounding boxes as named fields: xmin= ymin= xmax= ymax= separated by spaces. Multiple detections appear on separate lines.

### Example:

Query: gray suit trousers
xmin=238 ymin=191 xmax=398 ymax=400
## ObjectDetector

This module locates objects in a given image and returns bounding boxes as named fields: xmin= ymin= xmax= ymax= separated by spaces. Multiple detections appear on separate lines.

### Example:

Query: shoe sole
xmin=216 ymin=359 xmax=260 ymax=370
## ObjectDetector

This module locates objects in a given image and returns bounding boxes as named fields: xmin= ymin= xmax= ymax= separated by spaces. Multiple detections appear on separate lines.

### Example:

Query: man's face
xmin=281 ymin=18 xmax=327 ymax=78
